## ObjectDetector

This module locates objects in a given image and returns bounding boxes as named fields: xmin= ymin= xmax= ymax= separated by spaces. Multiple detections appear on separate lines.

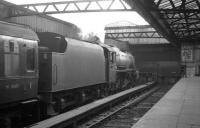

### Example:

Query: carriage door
xmin=109 ymin=52 xmax=116 ymax=83
xmin=24 ymin=40 xmax=38 ymax=99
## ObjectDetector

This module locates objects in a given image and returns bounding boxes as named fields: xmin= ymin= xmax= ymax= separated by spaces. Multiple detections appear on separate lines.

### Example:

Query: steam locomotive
xmin=0 ymin=21 xmax=138 ymax=126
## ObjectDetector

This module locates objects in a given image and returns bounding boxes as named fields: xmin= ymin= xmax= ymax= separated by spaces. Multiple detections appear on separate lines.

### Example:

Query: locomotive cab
xmin=99 ymin=43 xmax=117 ymax=84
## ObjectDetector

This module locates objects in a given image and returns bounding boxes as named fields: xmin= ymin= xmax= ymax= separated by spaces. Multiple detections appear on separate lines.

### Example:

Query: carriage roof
xmin=0 ymin=21 xmax=39 ymax=41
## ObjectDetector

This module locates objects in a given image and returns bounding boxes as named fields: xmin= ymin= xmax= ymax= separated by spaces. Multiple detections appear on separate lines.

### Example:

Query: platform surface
xmin=132 ymin=77 xmax=200 ymax=128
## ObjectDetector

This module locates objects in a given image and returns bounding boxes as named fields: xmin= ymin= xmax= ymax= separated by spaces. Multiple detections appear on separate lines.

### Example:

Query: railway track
xmin=90 ymin=84 xmax=173 ymax=128
xmin=77 ymin=86 xmax=160 ymax=128
xmin=27 ymin=81 xmax=157 ymax=128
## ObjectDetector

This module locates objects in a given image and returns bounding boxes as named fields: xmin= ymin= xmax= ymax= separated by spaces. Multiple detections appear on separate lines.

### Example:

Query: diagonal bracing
xmin=10 ymin=0 xmax=133 ymax=16
xmin=105 ymin=31 xmax=163 ymax=39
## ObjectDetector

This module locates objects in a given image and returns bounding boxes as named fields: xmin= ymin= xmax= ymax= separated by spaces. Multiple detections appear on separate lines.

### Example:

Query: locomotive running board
xmin=21 ymin=99 xmax=38 ymax=104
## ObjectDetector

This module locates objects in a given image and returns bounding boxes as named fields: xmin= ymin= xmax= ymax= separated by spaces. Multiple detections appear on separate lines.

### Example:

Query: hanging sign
xmin=181 ymin=46 xmax=193 ymax=62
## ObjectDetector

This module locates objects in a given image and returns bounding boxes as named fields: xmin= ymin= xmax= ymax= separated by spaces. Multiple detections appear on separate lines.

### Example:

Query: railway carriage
xmin=0 ymin=21 xmax=39 ymax=108
xmin=0 ymin=21 xmax=39 ymax=126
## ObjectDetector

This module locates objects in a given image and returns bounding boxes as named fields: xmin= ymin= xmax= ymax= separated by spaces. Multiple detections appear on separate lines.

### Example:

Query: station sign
xmin=181 ymin=45 xmax=193 ymax=62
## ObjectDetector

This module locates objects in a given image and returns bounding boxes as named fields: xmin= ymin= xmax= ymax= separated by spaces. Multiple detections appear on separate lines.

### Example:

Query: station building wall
xmin=5 ymin=15 xmax=81 ymax=39
xmin=130 ymin=44 xmax=181 ymax=83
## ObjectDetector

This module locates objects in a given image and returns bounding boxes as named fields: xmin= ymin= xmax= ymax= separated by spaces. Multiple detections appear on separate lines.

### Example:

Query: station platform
xmin=132 ymin=77 xmax=200 ymax=128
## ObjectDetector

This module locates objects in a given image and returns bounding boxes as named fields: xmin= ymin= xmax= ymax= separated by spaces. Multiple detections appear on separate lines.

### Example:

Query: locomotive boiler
xmin=111 ymin=47 xmax=137 ymax=89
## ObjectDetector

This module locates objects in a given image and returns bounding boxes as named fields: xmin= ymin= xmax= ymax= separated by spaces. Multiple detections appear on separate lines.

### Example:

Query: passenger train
xmin=0 ymin=21 xmax=138 ymax=127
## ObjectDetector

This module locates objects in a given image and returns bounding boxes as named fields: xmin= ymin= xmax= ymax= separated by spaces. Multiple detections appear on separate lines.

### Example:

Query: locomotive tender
xmin=0 ymin=21 xmax=137 ymax=126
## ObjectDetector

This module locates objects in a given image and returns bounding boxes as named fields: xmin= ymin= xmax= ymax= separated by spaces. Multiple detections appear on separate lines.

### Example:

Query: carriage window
xmin=112 ymin=52 xmax=116 ymax=63
xmin=27 ymin=48 xmax=35 ymax=71
xmin=110 ymin=52 xmax=113 ymax=62
xmin=9 ymin=41 xmax=14 ymax=52
xmin=0 ymin=39 xmax=4 ymax=76
xmin=0 ymin=39 xmax=3 ymax=52
xmin=110 ymin=52 xmax=116 ymax=63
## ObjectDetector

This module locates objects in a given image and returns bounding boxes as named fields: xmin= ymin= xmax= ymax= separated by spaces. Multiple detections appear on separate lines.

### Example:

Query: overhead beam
xmin=8 ymin=0 xmax=133 ymax=16
xmin=159 ymin=9 xmax=200 ymax=13
xmin=105 ymin=25 xmax=153 ymax=30
xmin=105 ymin=31 xmax=163 ymax=39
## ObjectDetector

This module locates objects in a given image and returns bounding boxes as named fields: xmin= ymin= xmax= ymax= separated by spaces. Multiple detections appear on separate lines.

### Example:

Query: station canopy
xmin=125 ymin=0 xmax=200 ymax=44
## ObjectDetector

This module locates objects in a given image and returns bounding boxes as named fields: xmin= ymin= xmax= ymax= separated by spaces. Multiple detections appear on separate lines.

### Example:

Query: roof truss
xmin=124 ymin=0 xmax=200 ymax=44
xmin=154 ymin=0 xmax=200 ymax=42
xmin=105 ymin=31 xmax=163 ymax=39
xmin=8 ymin=0 xmax=133 ymax=16
xmin=105 ymin=25 xmax=164 ymax=39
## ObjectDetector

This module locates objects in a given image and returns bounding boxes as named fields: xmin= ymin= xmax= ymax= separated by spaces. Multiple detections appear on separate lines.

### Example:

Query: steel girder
xmin=5 ymin=0 xmax=133 ymax=17
xmin=105 ymin=25 xmax=163 ymax=39
xmin=105 ymin=31 xmax=163 ymax=39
